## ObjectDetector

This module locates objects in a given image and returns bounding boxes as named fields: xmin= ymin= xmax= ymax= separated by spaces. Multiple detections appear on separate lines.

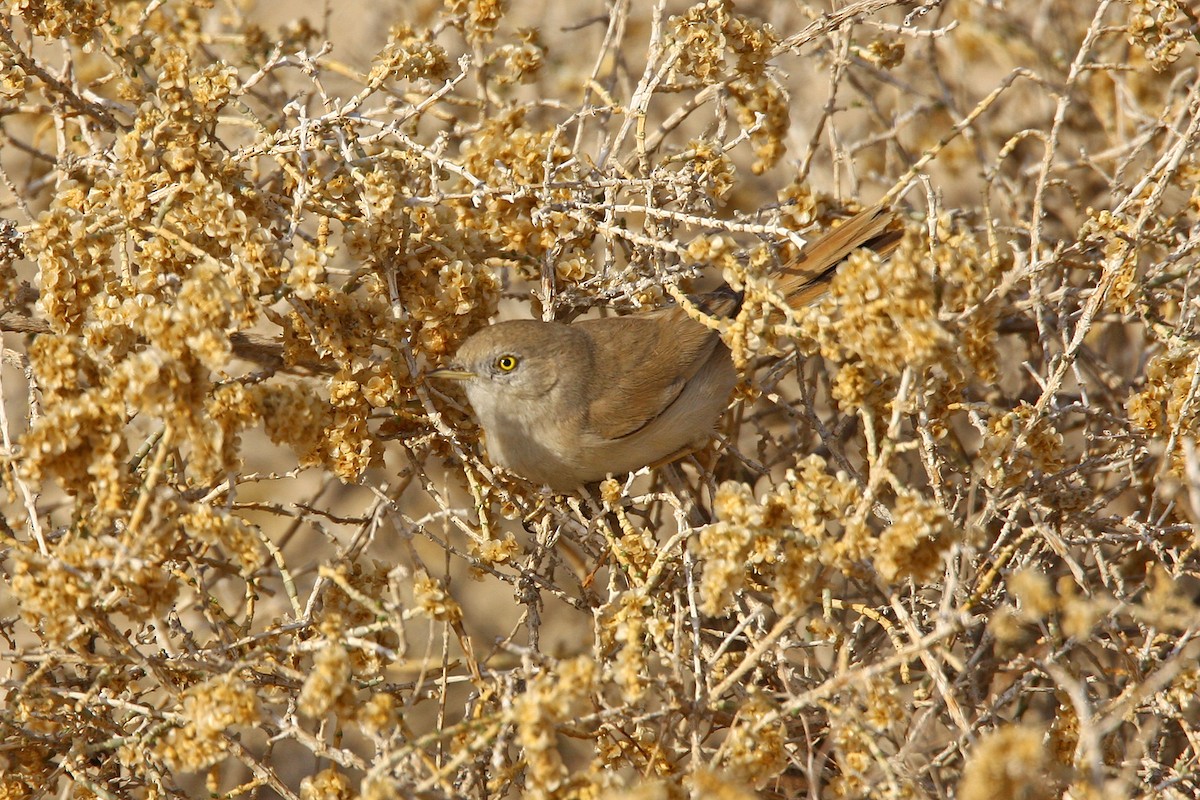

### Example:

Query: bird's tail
xmin=775 ymin=204 xmax=903 ymax=308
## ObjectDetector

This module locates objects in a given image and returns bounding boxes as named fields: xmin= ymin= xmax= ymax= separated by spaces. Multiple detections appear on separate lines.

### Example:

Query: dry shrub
xmin=1 ymin=0 xmax=1199 ymax=798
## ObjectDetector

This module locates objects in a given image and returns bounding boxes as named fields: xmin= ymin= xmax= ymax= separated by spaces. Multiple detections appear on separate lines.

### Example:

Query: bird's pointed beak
xmin=428 ymin=366 xmax=476 ymax=382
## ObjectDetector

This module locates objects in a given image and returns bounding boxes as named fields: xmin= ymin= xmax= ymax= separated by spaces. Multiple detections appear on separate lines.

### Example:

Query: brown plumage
xmin=431 ymin=205 xmax=902 ymax=491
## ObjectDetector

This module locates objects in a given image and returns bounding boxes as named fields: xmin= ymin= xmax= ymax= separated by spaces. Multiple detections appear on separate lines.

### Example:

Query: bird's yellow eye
xmin=495 ymin=354 xmax=519 ymax=372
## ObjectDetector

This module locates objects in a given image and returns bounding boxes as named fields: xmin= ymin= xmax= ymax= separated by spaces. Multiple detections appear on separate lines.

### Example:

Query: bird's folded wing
xmin=575 ymin=310 xmax=721 ymax=441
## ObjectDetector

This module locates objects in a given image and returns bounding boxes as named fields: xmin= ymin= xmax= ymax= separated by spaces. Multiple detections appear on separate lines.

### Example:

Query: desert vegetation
xmin=1 ymin=0 xmax=1199 ymax=798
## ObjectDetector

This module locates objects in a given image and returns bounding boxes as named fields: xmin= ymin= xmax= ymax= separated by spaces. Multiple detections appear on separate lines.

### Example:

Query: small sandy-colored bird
xmin=431 ymin=205 xmax=901 ymax=492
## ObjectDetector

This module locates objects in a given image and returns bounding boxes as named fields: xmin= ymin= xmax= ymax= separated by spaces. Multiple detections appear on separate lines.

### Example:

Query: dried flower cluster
xmin=1 ymin=1 xmax=1199 ymax=799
